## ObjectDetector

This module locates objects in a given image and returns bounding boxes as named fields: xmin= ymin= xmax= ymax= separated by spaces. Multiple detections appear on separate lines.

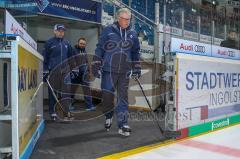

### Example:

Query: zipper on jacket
xmin=117 ymin=27 xmax=125 ymax=74
xmin=60 ymin=39 xmax=63 ymax=75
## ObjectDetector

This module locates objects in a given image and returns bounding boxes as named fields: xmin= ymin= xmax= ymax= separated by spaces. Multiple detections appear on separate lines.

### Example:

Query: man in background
xmin=220 ymin=28 xmax=239 ymax=50
xmin=71 ymin=37 xmax=95 ymax=111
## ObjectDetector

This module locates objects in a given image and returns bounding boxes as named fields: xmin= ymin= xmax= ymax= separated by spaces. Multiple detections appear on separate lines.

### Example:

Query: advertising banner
xmin=176 ymin=53 xmax=240 ymax=129
xmin=171 ymin=37 xmax=240 ymax=60
xmin=214 ymin=37 xmax=223 ymax=46
xmin=200 ymin=34 xmax=212 ymax=44
xmin=140 ymin=44 xmax=154 ymax=60
xmin=171 ymin=37 xmax=212 ymax=57
xmin=18 ymin=45 xmax=41 ymax=155
xmin=102 ymin=11 xmax=114 ymax=26
xmin=227 ymin=0 xmax=240 ymax=7
xmin=211 ymin=45 xmax=240 ymax=60
xmin=159 ymin=24 xmax=183 ymax=36
xmin=37 ymin=0 xmax=101 ymax=23
xmin=2 ymin=0 xmax=101 ymax=23
xmin=5 ymin=10 xmax=37 ymax=50
xmin=183 ymin=30 xmax=198 ymax=40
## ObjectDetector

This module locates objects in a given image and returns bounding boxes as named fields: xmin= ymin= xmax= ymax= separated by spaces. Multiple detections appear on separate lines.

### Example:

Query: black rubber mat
xmin=30 ymin=104 xmax=167 ymax=159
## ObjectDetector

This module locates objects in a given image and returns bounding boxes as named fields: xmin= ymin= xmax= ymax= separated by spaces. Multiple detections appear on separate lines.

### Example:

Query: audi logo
xmin=228 ymin=51 xmax=235 ymax=57
xmin=194 ymin=45 xmax=205 ymax=53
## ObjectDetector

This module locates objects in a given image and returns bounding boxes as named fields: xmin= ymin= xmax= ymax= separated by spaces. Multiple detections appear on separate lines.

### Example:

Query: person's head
xmin=228 ymin=29 xmax=237 ymax=40
xmin=77 ymin=37 xmax=87 ymax=49
xmin=54 ymin=24 xmax=66 ymax=39
xmin=116 ymin=8 xmax=131 ymax=29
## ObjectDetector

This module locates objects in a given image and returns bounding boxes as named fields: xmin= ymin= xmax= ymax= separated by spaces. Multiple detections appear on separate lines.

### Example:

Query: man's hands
xmin=131 ymin=69 xmax=141 ymax=79
xmin=131 ymin=63 xmax=141 ymax=79
xmin=43 ymin=71 xmax=49 ymax=82
xmin=92 ymin=61 xmax=102 ymax=78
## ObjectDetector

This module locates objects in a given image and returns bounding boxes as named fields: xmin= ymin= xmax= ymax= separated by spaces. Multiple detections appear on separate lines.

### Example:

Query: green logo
xmin=212 ymin=118 xmax=229 ymax=130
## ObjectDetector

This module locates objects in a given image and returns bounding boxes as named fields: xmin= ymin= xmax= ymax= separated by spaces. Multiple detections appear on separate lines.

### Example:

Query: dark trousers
xmin=101 ymin=71 xmax=129 ymax=128
xmin=71 ymin=65 xmax=94 ymax=109
xmin=48 ymin=87 xmax=56 ymax=114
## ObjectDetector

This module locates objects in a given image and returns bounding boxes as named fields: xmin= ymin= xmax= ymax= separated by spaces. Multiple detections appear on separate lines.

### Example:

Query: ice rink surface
xmin=121 ymin=125 xmax=240 ymax=159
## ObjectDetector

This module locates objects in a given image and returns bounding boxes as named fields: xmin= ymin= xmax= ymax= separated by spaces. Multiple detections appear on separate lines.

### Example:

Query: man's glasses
xmin=119 ymin=16 xmax=131 ymax=21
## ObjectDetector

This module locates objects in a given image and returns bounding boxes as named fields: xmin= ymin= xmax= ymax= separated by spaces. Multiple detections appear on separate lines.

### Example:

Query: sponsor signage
xmin=171 ymin=27 xmax=182 ymax=36
xmin=227 ymin=0 xmax=240 ymax=7
xmin=159 ymin=24 xmax=182 ymax=36
xmin=171 ymin=37 xmax=240 ymax=60
xmin=171 ymin=37 xmax=211 ymax=56
xmin=214 ymin=37 xmax=223 ymax=46
xmin=2 ymin=0 xmax=101 ymax=23
xmin=159 ymin=24 xmax=171 ymax=34
xmin=188 ymin=114 xmax=240 ymax=136
xmin=200 ymin=34 xmax=212 ymax=43
xmin=184 ymin=30 xmax=198 ymax=40
xmin=39 ymin=0 xmax=102 ymax=23
xmin=18 ymin=44 xmax=42 ymax=154
xmin=212 ymin=45 xmax=240 ymax=60
xmin=211 ymin=118 xmax=229 ymax=130
xmin=140 ymin=44 xmax=154 ymax=60
xmin=5 ymin=10 xmax=37 ymax=50
xmin=35 ymin=0 xmax=49 ymax=12
xmin=102 ymin=11 xmax=114 ymax=27
xmin=176 ymin=53 xmax=240 ymax=129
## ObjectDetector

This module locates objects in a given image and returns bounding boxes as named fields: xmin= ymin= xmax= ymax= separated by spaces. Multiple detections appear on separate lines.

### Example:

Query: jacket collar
xmin=75 ymin=46 xmax=86 ymax=53
xmin=54 ymin=36 xmax=63 ymax=42
xmin=112 ymin=22 xmax=131 ymax=34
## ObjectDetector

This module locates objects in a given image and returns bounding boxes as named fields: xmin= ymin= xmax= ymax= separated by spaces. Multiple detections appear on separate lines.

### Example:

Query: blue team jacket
xmin=95 ymin=22 xmax=141 ymax=73
xmin=43 ymin=37 xmax=73 ymax=71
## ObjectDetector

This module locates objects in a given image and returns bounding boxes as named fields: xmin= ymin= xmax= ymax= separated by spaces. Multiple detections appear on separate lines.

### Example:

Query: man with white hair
xmin=93 ymin=8 xmax=141 ymax=136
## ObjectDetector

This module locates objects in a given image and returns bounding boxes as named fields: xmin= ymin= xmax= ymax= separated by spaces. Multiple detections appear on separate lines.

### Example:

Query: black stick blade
xmin=163 ymin=130 xmax=181 ymax=139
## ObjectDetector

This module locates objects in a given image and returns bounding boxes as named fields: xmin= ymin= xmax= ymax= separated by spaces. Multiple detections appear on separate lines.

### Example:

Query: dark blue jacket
xmin=43 ymin=37 xmax=74 ymax=71
xmin=73 ymin=47 xmax=89 ymax=73
xmin=220 ymin=38 xmax=239 ymax=50
xmin=95 ymin=22 xmax=141 ymax=73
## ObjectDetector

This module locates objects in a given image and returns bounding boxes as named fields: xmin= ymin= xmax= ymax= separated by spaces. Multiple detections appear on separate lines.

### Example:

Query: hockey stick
xmin=44 ymin=74 xmax=73 ymax=120
xmin=134 ymin=77 xmax=181 ymax=138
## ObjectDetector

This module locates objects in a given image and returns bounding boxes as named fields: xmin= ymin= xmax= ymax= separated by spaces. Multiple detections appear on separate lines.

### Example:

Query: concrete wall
xmin=27 ymin=23 xmax=100 ymax=99
xmin=27 ymin=25 xmax=99 ymax=55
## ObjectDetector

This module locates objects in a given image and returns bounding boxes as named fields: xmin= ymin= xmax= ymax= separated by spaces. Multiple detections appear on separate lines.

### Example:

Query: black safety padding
xmin=3 ymin=63 xmax=8 ymax=107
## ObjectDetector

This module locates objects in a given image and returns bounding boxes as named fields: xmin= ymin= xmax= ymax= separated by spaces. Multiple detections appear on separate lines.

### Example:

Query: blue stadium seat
xmin=103 ymin=2 xmax=114 ymax=16
xmin=122 ymin=0 xmax=129 ymax=5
